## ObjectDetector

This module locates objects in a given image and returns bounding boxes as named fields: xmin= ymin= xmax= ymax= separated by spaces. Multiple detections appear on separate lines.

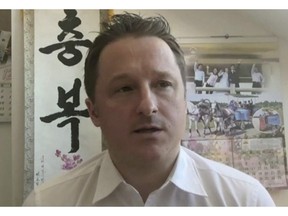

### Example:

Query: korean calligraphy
xmin=40 ymin=78 xmax=89 ymax=153
xmin=39 ymin=10 xmax=92 ymax=66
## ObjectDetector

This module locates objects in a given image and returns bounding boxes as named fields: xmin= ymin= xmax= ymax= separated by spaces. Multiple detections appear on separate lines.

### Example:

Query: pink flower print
xmin=55 ymin=149 xmax=83 ymax=170
xmin=55 ymin=149 xmax=61 ymax=157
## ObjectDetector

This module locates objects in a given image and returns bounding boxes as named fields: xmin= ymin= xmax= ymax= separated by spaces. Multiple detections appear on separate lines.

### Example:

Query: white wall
xmin=7 ymin=9 xmax=288 ymax=206
xmin=268 ymin=39 xmax=288 ymax=206
xmin=115 ymin=10 xmax=272 ymax=38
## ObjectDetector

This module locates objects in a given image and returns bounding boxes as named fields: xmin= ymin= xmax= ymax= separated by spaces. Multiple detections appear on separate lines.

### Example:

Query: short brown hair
xmin=84 ymin=12 xmax=186 ymax=101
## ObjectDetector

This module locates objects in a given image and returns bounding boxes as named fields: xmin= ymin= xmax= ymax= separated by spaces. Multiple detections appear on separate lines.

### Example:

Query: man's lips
xmin=133 ymin=125 xmax=163 ymax=133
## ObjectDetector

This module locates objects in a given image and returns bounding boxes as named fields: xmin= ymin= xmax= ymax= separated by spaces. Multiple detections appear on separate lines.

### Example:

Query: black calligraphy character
xmin=40 ymin=78 xmax=89 ymax=153
xmin=57 ymin=10 xmax=83 ymax=42
xmin=39 ymin=10 xmax=93 ymax=66
xmin=57 ymin=117 xmax=80 ymax=153
xmin=39 ymin=40 xmax=92 ymax=67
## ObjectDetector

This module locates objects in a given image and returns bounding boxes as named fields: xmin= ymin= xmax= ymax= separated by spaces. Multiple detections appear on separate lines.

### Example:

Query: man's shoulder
xmin=181 ymin=146 xmax=260 ymax=185
xmin=183 ymin=147 xmax=275 ymax=206
xmin=23 ymin=151 xmax=108 ymax=206
xmin=35 ymin=150 xmax=107 ymax=191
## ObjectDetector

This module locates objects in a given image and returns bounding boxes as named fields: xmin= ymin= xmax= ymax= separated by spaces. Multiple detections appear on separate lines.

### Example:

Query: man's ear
xmin=85 ymin=98 xmax=101 ymax=127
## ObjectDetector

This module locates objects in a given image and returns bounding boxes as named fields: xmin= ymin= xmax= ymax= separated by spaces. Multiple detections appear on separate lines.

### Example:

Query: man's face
xmin=86 ymin=36 xmax=187 ymax=166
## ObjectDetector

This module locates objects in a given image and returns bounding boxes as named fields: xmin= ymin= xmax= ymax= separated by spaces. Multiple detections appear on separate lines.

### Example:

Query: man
xmin=23 ymin=13 xmax=275 ymax=206
xmin=228 ymin=64 xmax=240 ymax=94
xmin=251 ymin=63 xmax=264 ymax=94
xmin=194 ymin=61 xmax=205 ymax=94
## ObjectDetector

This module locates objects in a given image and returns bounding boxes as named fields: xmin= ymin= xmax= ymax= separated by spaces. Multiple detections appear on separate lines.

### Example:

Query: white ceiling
xmin=239 ymin=10 xmax=288 ymax=40
xmin=180 ymin=10 xmax=288 ymax=64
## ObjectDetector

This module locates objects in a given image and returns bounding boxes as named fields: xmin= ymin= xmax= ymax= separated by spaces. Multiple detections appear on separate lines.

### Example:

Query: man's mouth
xmin=134 ymin=126 xmax=162 ymax=133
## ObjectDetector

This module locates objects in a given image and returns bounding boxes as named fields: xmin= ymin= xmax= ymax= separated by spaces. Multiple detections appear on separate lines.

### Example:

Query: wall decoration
xmin=181 ymin=40 xmax=288 ymax=188
xmin=24 ymin=10 xmax=102 ymax=198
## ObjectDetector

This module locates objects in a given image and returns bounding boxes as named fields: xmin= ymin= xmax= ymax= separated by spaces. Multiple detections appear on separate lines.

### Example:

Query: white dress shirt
xmin=251 ymin=64 xmax=264 ymax=83
xmin=194 ymin=62 xmax=205 ymax=83
xmin=251 ymin=72 xmax=264 ymax=83
xmin=194 ymin=70 xmax=205 ymax=82
xmin=23 ymin=146 xmax=275 ymax=206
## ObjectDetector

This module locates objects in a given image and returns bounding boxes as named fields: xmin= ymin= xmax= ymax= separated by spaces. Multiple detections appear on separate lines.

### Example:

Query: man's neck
xmin=128 ymin=167 xmax=172 ymax=203
xmin=111 ymin=149 xmax=179 ymax=203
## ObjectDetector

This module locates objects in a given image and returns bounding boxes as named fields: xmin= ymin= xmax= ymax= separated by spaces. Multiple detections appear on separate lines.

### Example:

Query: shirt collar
xmin=92 ymin=151 xmax=124 ymax=204
xmin=92 ymin=146 xmax=208 ymax=204
xmin=168 ymin=146 xmax=208 ymax=197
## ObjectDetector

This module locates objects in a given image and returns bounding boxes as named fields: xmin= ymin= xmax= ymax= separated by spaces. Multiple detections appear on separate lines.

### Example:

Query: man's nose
xmin=136 ymin=87 xmax=158 ymax=116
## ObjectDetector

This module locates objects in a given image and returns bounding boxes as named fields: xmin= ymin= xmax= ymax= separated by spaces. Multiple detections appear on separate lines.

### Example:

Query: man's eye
xmin=117 ymin=86 xmax=133 ymax=93
xmin=157 ymin=80 xmax=172 ymax=88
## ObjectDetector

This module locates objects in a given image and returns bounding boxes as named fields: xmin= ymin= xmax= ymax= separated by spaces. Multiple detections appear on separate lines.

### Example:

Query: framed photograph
xmin=180 ymin=40 xmax=288 ymax=188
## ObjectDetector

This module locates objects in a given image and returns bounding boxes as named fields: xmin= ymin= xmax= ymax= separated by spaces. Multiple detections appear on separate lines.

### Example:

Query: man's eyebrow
xmin=108 ymin=73 xmax=134 ymax=84
xmin=108 ymin=70 xmax=177 ymax=84
xmin=153 ymin=70 xmax=177 ymax=80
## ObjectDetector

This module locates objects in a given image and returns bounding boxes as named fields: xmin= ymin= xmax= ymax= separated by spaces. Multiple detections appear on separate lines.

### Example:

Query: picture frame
xmin=180 ymin=39 xmax=288 ymax=188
